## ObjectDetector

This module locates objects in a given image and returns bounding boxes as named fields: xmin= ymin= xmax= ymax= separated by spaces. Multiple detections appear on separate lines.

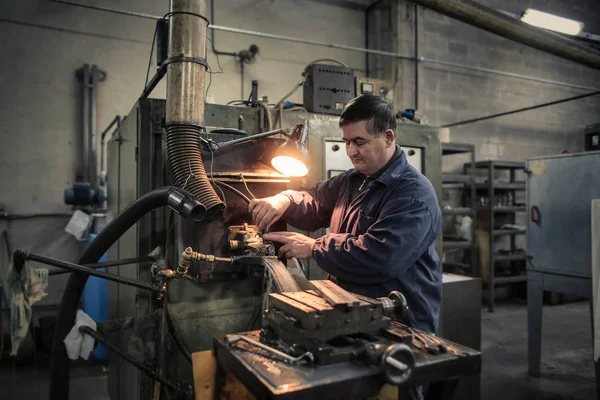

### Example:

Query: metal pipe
xmin=50 ymin=0 xmax=158 ymax=20
xmin=48 ymin=255 xmax=156 ymax=276
xmin=81 ymin=64 xmax=90 ymax=182
xmin=421 ymin=58 xmax=600 ymax=91
xmin=49 ymin=0 xmax=600 ymax=91
xmin=99 ymin=115 xmax=121 ymax=178
xmin=90 ymin=65 xmax=99 ymax=188
xmin=209 ymin=0 xmax=237 ymax=57
xmin=0 ymin=212 xmax=72 ymax=220
xmin=414 ymin=4 xmax=419 ymax=109
xmin=15 ymin=250 xmax=154 ymax=291
xmin=165 ymin=0 xmax=224 ymax=216
xmin=78 ymin=325 xmax=179 ymax=391
xmin=404 ymin=0 xmax=600 ymax=71
xmin=442 ymin=90 xmax=600 ymax=128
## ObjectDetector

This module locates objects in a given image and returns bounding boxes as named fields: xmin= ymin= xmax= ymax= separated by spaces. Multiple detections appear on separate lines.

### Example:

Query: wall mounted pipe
xmin=49 ymin=0 xmax=599 ymax=92
xmin=165 ymin=0 xmax=224 ymax=217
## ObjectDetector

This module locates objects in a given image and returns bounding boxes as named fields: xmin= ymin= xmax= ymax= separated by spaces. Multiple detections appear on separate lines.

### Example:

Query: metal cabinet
xmin=526 ymin=151 xmax=600 ymax=384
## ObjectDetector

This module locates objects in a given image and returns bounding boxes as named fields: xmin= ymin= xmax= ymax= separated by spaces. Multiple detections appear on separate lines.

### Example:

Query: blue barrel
xmin=82 ymin=233 xmax=108 ymax=360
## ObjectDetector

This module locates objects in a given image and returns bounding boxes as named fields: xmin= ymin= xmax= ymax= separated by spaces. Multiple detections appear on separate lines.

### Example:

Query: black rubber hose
xmin=49 ymin=186 xmax=202 ymax=400
xmin=166 ymin=125 xmax=225 ymax=218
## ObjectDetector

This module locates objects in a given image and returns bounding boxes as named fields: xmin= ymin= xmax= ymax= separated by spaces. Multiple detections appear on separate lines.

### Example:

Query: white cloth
xmin=65 ymin=210 xmax=92 ymax=241
xmin=63 ymin=309 xmax=97 ymax=360
xmin=592 ymin=200 xmax=600 ymax=361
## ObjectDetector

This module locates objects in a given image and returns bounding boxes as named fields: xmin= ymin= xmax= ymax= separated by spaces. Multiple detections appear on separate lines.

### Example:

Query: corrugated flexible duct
xmin=165 ymin=0 xmax=224 ymax=217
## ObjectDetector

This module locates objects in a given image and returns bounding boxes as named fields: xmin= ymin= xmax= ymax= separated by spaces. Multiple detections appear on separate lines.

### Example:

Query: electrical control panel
xmin=303 ymin=64 xmax=355 ymax=115
xmin=355 ymin=77 xmax=394 ymax=102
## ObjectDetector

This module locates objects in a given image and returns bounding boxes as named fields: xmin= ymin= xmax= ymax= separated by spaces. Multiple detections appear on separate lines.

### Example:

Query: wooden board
xmin=192 ymin=351 xmax=217 ymax=400
xmin=193 ymin=350 xmax=256 ymax=400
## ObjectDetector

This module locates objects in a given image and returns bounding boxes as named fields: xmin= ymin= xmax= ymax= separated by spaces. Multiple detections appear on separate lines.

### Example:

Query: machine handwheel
xmin=381 ymin=343 xmax=415 ymax=386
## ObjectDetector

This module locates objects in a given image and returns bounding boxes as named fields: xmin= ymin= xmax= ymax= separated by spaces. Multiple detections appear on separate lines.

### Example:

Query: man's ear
xmin=384 ymin=129 xmax=396 ymax=147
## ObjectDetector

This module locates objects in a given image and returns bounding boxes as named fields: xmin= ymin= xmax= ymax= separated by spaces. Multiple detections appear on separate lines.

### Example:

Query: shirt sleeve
xmin=280 ymin=174 xmax=345 ymax=232
xmin=312 ymin=197 xmax=435 ymax=285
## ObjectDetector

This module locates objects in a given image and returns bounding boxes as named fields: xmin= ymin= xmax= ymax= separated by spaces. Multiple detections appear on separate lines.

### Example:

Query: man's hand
xmin=248 ymin=194 xmax=292 ymax=231
xmin=264 ymin=232 xmax=316 ymax=260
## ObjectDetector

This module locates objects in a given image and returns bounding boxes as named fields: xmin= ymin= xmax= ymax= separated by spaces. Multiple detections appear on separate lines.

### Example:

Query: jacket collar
xmin=352 ymin=145 xmax=408 ymax=187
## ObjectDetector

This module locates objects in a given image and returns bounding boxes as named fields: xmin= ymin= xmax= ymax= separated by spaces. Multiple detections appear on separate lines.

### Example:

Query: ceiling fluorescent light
xmin=521 ymin=8 xmax=584 ymax=36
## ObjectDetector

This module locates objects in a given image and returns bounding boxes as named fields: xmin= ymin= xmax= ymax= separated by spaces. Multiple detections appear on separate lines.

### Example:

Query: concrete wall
xmin=0 ymin=0 xmax=365 ymax=307
xmin=369 ymin=0 xmax=600 ymax=171
xmin=2 ymin=0 xmax=599 ymax=308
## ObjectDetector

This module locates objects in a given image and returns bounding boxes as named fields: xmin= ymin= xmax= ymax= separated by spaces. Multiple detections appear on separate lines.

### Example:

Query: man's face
xmin=342 ymin=120 xmax=395 ymax=176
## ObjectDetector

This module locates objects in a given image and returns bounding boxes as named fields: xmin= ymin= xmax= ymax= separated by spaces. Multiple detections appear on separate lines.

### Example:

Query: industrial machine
xmin=8 ymin=1 xmax=479 ymax=399
xmin=527 ymin=151 xmax=600 ymax=389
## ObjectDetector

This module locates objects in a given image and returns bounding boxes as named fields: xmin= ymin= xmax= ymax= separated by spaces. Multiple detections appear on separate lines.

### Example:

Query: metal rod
xmin=99 ymin=115 xmax=121 ymax=176
xmin=386 ymin=357 xmax=408 ymax=372
xmin=49 ymin=0 xmax=600 ymax=91
xmin=90 ymin=65 xmax=99 ymax=188
xmin=48 ymin=255 xmax=155 ymax=276
xmin=0 ymin=212 xmax=72 ymax=220
xmin=414 ymin=4 xmax=419 ymax=110
xmin=18 ymin=250 xmax=153 ymax=291
xmin=154 ymin=289 xmax=169 ymax=399
xmin=81 ymin=63 xmax=90 ymax=182
xmin=405 ymin=0 xmax=600 ymax=71
xmin=140 ymin=66 xmax=167 ymax=99
xmin=226 ymin=335 xmax=314 ymax=364
xmin=422 ymin=58 xmax=599 ymax=91
xmin=215 ymin=127 xmax=290 ymax=151
xmin=78 ymin=326 xmax=179 ymax=391
xmin=442 ymin=90 xmax=600 ymax=128
xmin=49 ymin=0 xmax=159 ymax=20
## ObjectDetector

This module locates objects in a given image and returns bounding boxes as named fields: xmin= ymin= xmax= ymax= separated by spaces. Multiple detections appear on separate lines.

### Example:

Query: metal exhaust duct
xmin=405 ymin=0 xmax=600 ymax=71
xmin=165 ymin=0 xmax=224 ymax=217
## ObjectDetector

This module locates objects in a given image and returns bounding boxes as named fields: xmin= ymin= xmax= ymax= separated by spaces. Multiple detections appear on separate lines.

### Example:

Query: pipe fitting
xmin=167 ymin=187 xmax=206 ymax=222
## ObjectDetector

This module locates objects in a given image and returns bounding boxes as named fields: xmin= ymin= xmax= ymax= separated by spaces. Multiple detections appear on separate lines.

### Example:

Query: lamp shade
xmin=271 ymin=140 xmax=309 ymax=177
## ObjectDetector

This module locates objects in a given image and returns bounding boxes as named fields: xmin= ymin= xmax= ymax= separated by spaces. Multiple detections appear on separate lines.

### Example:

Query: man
xmin=249 ymin=94 xmax=442 ymax=334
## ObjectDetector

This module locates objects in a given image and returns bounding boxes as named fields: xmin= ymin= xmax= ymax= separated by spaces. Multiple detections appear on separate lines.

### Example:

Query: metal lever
xmin=226 ymin=335 xmax=314 ymax=364
xmin=380 ymin=343 xmax=415 ymax=385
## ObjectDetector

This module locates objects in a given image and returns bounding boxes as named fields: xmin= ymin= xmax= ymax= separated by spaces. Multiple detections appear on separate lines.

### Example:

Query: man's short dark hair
xmin=339 ymin=94 xmax=396 ymax=136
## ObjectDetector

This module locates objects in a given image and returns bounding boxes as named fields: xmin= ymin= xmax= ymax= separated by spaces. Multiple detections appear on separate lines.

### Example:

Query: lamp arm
xmin=202 ymin=127 xmax=292 ymax=152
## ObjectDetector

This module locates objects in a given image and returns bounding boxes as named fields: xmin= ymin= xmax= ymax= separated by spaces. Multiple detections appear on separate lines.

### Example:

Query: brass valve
xmin=177 ymin=247 xmax=231 ymax=275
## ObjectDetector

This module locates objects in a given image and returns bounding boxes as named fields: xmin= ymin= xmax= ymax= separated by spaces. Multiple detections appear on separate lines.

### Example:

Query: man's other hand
xmin=263 ymin=232 xmax=316 ymax=260
xmin=248 ymin=194 xmax=292 ymax=231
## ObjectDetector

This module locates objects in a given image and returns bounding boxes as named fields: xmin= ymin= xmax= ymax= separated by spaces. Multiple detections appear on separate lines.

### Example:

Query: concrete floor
xmin=1 ymin=301 xmax=596 ymax=399
xmin=481 ymin=300 xmax=596 ymax=400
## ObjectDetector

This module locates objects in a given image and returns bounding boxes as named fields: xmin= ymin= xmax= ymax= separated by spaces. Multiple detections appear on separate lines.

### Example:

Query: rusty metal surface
xmin=214 ymin=322 xmax=480 ymax=400
xmin=308 ymin=280 xmax=362 ymax=308
xmin=215 ymin=331 xmax=384 ymax=400
xmin=265 ymin=290 xmax=391 ymax=348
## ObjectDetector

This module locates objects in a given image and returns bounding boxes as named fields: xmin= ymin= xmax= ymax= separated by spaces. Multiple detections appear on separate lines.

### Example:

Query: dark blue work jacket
xmin=282 ymin=150 xmax=442 ymax=333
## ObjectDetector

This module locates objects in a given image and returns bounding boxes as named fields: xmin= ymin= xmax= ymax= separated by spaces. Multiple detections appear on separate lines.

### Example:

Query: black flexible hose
xmin=49 ymin=186 xmax=202 ymax=400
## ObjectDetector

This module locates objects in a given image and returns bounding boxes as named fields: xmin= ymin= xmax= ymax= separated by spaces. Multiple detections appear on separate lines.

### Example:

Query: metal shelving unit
xmin=465 ymin=160 xmax=527 ymax=312
xmin=441 ymin=143 xmax=477 ymax=277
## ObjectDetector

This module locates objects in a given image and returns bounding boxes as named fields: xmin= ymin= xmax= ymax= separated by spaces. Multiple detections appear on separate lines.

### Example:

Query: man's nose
xmin=346 ymin=142 xmax=358 ymax=155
